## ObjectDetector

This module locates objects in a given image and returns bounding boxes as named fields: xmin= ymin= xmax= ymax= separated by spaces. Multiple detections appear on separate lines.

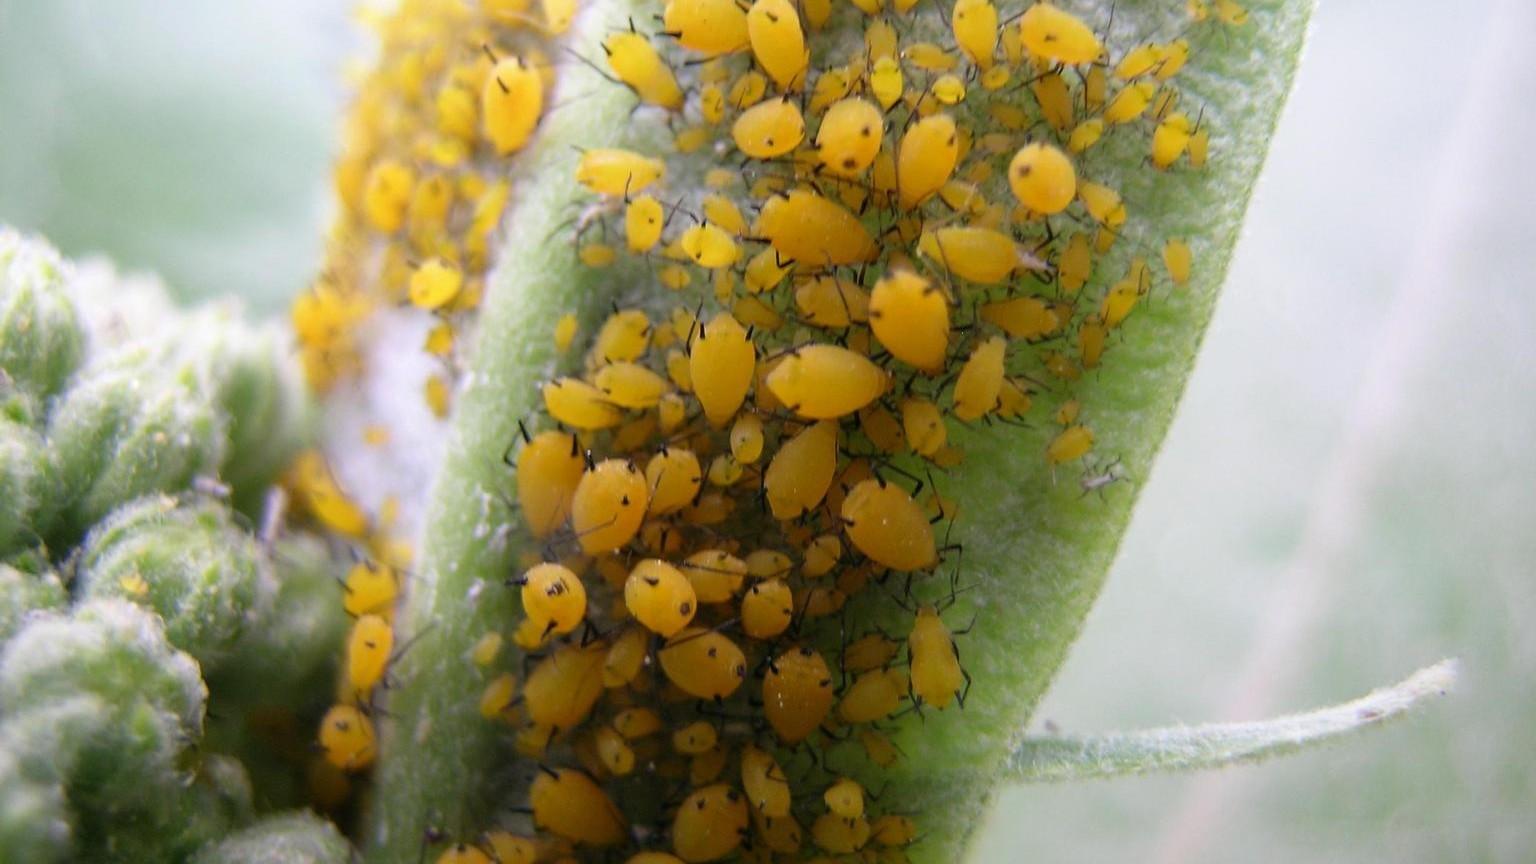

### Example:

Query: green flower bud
xmin=77 ymin=495 xmax=272 ymax=668
xmin=0 ymin=562 xmax=66 ymax=651
xmin=46 ymin=346 xmax=227 ymax=541
xmin=87 ymin=753 xmax=256 ymax=862
xmin=0 ymin=696 xmax=111 ymax=864
xmin=0 ymin=418 xmax=58 ymax=556
xmin=0 ymin=229 xmax=84 ymax=406
xmin=190 ymin=811 xmax=353 ymax=864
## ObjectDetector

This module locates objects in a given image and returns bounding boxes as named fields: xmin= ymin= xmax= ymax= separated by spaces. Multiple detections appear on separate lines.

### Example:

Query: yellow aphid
xmin=592 ymin=309 xmax=652 ymax=364
xmin=577 ymin=149 xmax=666 ymax=196
xmin=859 ymin=729 xmax=899 ymax=768
xmin=1151 ymin=112 xmax=1194 ymax=169
xmin=645 ymin=447 xmax=704 ymax=515
xmin=604 ymin=32 xmax=684 ymax=110
xmin=1078 ymin=182 xmax=1127 ymax=227
xmin=844 ymin=632 xmax=900 ymax=672
xmin=346 ymin=614 xmax=393 ymax=695
xmin=672 ymin=720 xmax=719 ymax=754
xmin=592 ymin=362 xmax=669 ymax=409
xmin=705 ymin=453 xmax=742 ymax=486
xmin=663 ymin=0 xmax=751 ymax=56
xmin=555 ymin=313 xmax=580 ymax=353
xmin=908 ymin=605 xmax=965 ymax=709
xmin=689 ymin=312 xmax=756 ymax=426
xmin=570 ymin=459 xmax=648 ymax=554
xmin=602 ymin=625 xmax=648 ymax=687
xmin=1058 ymin=232 xmax=1093 ymax=293
xmin=848 ymin=0 xmax=883 ymax=14
xmin=807 ymin=64 xmax=855 ymax=113
xmin=479 ymin=672 xmax=517 ymax=720
xmin=516 ymin=430 xmax=584 ymax=538
xmin=435 ymin=84 xmax=478 ymax=143
xmin=407 ymin=174 xmax=454 ymax=251
xmin=727 ymin=414 xmax=764 ymax=464
xmin=741 ymin=745 xmax=792 ymax=816
xmin=483 ymin=833 xmax=542 ymax=864
xmin=681 ymin=549 xmax=748 ymax=603
xmin=530 ymin=768 xmax=628 ymax=846
xmin=951 ymin=336 xmax=1008 ymax=421
xmin=595 ymin=725 xmax=636 ymax=775
xmin=1215 ymin=0 xmax=1249 ymax=24
xmin=811 ymin=812 xmax=871 ymax=853
xmin=767 ymin=346 xmax=889 ymax=419
xmin=952 ymin=0 xmax=999 ymax=68
xmin=917 ymin=226 xmax=1038 ymax=285
xmin=579 ymin=243 xmax=617 ymax=268
xmin=520 ymin=562 xmax=587 ymax=636
xmin=470 ymin=631 xmax=503 ymax=667
xmin=762 ymin=420 xmax=838 ymax=519
xmin=700 ymin=85 xmax=726 ymax=124
xmin=1104 ymin=81 xmax=1156 ymax=124
xmin=435 ymin=843 xmax=494 ymax=864
xmin=342 ymin=560 xmax=398 ymax=618
xmin=318 ymin=704 xmax=376 ymax=771
xmin=659 ymin=628 xmax=748 ymax=700
xmin=981 ymin=65 xmax=1011 ymax=91
xmin=903 ymin=42 xmax=958 ymax=72
xmin=980 ymin=296 xmax=1060 ymax=340
xmin=1068 ymin=119 xmax=1104 ymax=153
xmin=729 ymin=70 xmax=770 ymax=109
xmin=622 ymin=195 xmax=665 ymax=253
xmin=896 ymin=114 xmax=960 ymax=209
xmin=870 ymin=270 xmax=949 ymax=370
xmin=816 ymin=98 xmax=884 ymax=177
xmin=900 ymin=397 xmax=946 ymax=456
xmin=841 ymin=479 xmax=936 ymax=571
xmin=524 ymin=642 xmax=607 ymax=729
xmin=871 ymin=814 xmax=917 ymax=847
xmin=869 ymin=57 xmax=904 ymax=110
xmin=1188 ymin=126 xmax=1210 ymax=168
xmin=745 ymin=549 xmax=792 ymax=579
xmin=362 ymin=159 xmax=415 ymax=233
xmin=1164 ymin=238 xmax=1192 ymax=285
xmin=424 ymin=323 xmax=454 ymax=358
xmin=542 ymin=0 xmax=576 ymax=32
xmin=1115 ymin=42 xmax=1163 ymax=79
xmin=1157 ymin=39 xmax=1191 ymax=80
xmin=701 ymin=195 xmax=747 ymax=236
xmin=424 ymin=375 xmax=450 ymax=418
xmin=930 ymin=74 xmax=967 ymax=105
xmin=482 ymin=57 xmax=543 ymax=155
xmin=613 ymin=707 xmax=664 ymax=740
xmin=679 ymin=223 xmax=740 ymax=268
xmin=801 ymin=534 xmax=841 ymax=577
xmin=1018 ymin=3 xmax=1101 ymax=65
xmin=672 ymin=785 xmax=749 ymax=862
xmin=625 ymin=559 xmax=698 ymax=637
xmin=763 ymin=647 xmax=835 ymax=743
xmin=1078 ymin=314 xmax=1107 ymax=368
xmin=753 ymin=189 xmax=877 ymax=265
xmin=824 ymin=777 xmax=866 ymax=818
xmin=745 ymin=248 xmax=791 ymax=293
xmin=1047 ymin=424 xmax=1094 ymax=465
xmin=731 ymin=97 xmax=805 ymax=158
xmin=1008 ymin=143 xmax=1076 ymax=215
xmin=544 ymin=378 xmax=623 ymax=430
xmin=659 ymin=264 xmax=692 ymax=291
xmin=741 ymin=578 xmax=794 ymax=639
xmin=748 ymin=0 xmax=808 ymax=90
xmin=803 ymin=0 xmax=831 ymax=27
xmin=658 ymin=392 xmax=687 ymax=432
xmin=794 ymin=276 xmax=869 ymax=328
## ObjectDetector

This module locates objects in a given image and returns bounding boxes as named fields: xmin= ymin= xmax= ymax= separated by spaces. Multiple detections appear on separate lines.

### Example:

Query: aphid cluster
xmin=292 ymin=0 xmax=1245 ymax=860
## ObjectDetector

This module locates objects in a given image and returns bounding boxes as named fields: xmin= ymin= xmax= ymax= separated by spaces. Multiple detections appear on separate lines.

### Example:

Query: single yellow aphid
xmin=896 ymin=114 xmax=960 ymax=209
xmin=1079 ymin=182 xmax=1127 ymax=227
xmin=516 ymin=430 xmax=585 ymax=538
xmin=918 ymin=226 xmax=1039 ymax=285
xmin=1008 ymin=142 xmax=1076 ymax=215
xmin=1068 ymin=118 xmax=1104 ymax=153
xmin=900 ymin=397 xmax=947 ymax=456
xmin=748 ymin=0 xmax=808 ymax=90
xmin=839 ymin=667 xmax=907 ymax=723
xmin=1018 ymin=2 xmax=1101 ymax=65
xmin=1215 ymin=0 xmax=1250 ymax=25
xmin=1164 ymin=238 xmax=1193 ymax=285
xmin=613 ymin=706 xmax=664 ymax=740
xmin=593 ymin=361 xmax=670 ymax=408
xmin=362 ymin=159 xmax=415 ymax=233
xmin=754 ymin=189 xmax=878 ymax=265
xmin=435 ymin=843 xmax=494 ymax=864
xmin=342 ymin=560 xmax=398 ymax=618
xmin=346 ymin=614 xmax=393 ymax=695
xmin=801 ymin=534 xmax=841 ymax=577
xmin=811 ymin=811 xmax=871 ymax=854
xmin=731 ymin=98 xmax=805 ymax=159
xmin=869 ymin=57 xmax=904 ymax=110
xmin=520 ymin=562 xmax=587 ymax=636
xmin=470 ymin=631 xmax=503 ymax=667
xmin=762 ymin=647 xmax=835 ymax=743
xmin=1151 ymin=112 xmax=1194 ymax=169
xmin=701 ymin=195 xmax=747 ymax=235
xmin=952 ymin=336 xmax=1008 ymax=421
xmin=1188 ymin=126 xmax=1210 ymax=168
xmin=930 ymin=74 xmax=967 ymax=105
xmin=870 ymin=270 xmax=949 ymax=371
xmin=842 ymin=478 xmax=936 ymax=571
xmin=604 ymin=32 xmax=684 ymax=110
xmin=672 ymin=785 xmax=749 ymax=862
xmin=659 ymin=627 xmax=748 ymax=700
xmin=729 ymin=69 xmax=770 ymax=109
xmin=483 ymin=833 xmax=542 ymax=864
xmin=741 ymin=578 xmax=794 ymax=639
xmin=1079 ymin=314 xmax=1107 ymax=368
xmin=1115 ymin=42 xmax=1163 ymax=80
xmin=1058 ymin=232 xmax=1093 ymax=293
xmin=576 ymin=149 xmax=666 ymax=196
xmin=859 ymin=729 xmax=899 ymax=768
xmin=424 ymin=375 xmax=450 ymax=418
xmin=741 ymin=744 xmax=792 ymax=816
xmin=1047 ymin=424 xmax=1094 ymax=465
xmin=815 ymin=98 xmax=884 ymax=177
xmin=625 ymin=558 xmax=698 ymax=637
xmin=625 ymin=195 xmax=665 ymax=252
xmin=762 ymin=420 xmax=838 ymax=519
xmin=523 ymin=642 xmax=607 ymax=729
xmin=824 ymin=777 xmax=866 ymax=819
xmin=592 ymin=311 xmax=654 ymax=363
xmin=979 ymin=296 xmax=1060 ymax=340
xmin=871 ymin=814 xmax=917 ymax=847
xmin=594 ymin=725 xmax=636 ymax=776
xmin=908 ymin=605 xmax=966 ymax=709
xmin=552 ymin=313 xmax=579 ymax=351
xmin=318 ymin=704 xmax=377 ymax=771
xmin=903 ymin=41 xmax=958 ymax=72
xmin=663 ymin=0 xmax=751 ymax=56
xmin=482 ymin=57 xmax=543 ymax=156
xmin=767 ymin=346 xmax=889 ymax=419
xmin=1104 ymin=81 xmax=1156 ymax=124
xmin=681 ymin=549 xmax=748 ymax=603
xmin=795 ymin=276 xmax=870 ymax=328
xmin=602 ymin=625 xmax=648 ymax=688
xmin=645 ymin=446 xmax=704 ymax=515
xmin=542 ymin=0 xmax=576 ymax=32
xmin=672 ymin=720 xmax=719 ymax=754
xmin=570 ymin=459 xmax=648 ymax=554
xmin=689 ymin=311 xmax=756 ymax=426
xmin=679 ymin=223 xmax=740 ymax=269
xmin=530 ymin=768 xmax=628 ymax=846
xmin=952 ymin=0 xmax=999 ymax=68
xmin=479 ymin=672 xmax=517 ymax=720
xmin=543 ymin=377 xmax=623 ymax=430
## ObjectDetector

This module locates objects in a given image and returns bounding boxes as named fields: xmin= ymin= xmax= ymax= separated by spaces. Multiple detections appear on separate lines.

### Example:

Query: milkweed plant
xmin=0 ymin=0 xmax=1455 ymax=861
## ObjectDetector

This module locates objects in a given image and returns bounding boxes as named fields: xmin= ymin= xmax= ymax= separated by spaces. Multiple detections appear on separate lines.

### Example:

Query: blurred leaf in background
xmin=0 ymin=0 xmax=347 ymax=314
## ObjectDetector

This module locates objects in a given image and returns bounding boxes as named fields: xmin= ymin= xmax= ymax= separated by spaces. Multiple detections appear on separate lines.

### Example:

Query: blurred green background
xmin=2 ymin=0 xmax=1532 ymax=860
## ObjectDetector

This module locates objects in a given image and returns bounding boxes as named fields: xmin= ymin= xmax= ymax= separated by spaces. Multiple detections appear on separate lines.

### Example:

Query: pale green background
xmin=2 ymin=0 xmax=1533 ymax=861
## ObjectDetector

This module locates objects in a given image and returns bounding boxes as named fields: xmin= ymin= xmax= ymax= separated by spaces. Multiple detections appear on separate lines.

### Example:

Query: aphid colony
xmin=288 ymin=0 xmax=1246 ymax=860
